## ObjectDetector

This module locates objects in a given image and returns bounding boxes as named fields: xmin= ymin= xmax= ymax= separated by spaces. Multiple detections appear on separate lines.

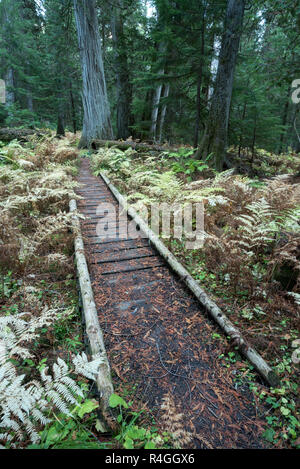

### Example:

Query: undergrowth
xmin=0 ymin=136 xmax=107 ymax=448
xmin=91 ymin=145 xmax=300 ymax=449
xmin=0 ymin=136 xmax=171 ymax=450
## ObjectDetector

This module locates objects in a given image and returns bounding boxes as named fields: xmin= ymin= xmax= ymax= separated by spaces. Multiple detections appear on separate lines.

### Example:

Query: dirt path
xmin=77 ymin=159 xmax=266 ymax=449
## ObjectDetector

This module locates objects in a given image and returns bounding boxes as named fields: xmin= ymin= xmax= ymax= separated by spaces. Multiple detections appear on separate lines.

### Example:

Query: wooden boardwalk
xmin=76 ymin=159 xmax=265 ymax=449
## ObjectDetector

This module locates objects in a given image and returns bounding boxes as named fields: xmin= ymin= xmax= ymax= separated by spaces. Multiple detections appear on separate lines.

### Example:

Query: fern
xmin=235 ymin=198 xmax=276 ymax=254
xmin=160 ymin=393 xmax=194 ymax=449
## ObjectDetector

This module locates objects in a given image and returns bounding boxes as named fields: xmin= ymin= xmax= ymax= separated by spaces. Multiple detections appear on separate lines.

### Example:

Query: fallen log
xmin=0 ymin=127 xmax=42 ymax=142
xmin=91 ymin=140 xmax=239 ymax=172
xmin=91 ymin=139 xmax=173 ymax=153
xmin=100 ymin=171 xmax=280 ymax=388
xmin=69 ymin=199 xmax=114 ymax=430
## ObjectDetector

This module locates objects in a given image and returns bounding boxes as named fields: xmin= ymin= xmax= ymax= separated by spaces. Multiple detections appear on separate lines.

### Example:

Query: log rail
xmin=70 ymin=158 xmax=278 ymax=448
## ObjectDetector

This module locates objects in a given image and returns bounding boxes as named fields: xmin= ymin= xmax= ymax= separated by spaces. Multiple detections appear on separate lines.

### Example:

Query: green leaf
xmin=124 ymin=437 xmax=134 ymax=449
xmin=45 ymin=425 xmax=62 ymax=445
xmin=126 ymin=426 xmax=146 ymax=440
xmin=144 ymin=440 xmax=156 ymax=449
xmin=262 ymin=428 xmax=275 ymax=443
xmin=77 ymin=399 xmax=99 ymax=418
xmin=109 ymin=393 xmax=128 ymax=409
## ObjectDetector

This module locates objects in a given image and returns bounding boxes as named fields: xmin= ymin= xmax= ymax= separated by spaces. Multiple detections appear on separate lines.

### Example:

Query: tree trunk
xmin=27 ymin=91 xmax=34 ymax=112
xmin=56 ymin=111 xmax=65 ymax=136
xmin=73 ymin=0 xmax=113 ymax=148
xmin=193 ymin=9 xmax=206 ymax=149
xmin=207 ymin=35 xmax=220 ymax=105
xmin=158 ymin=84 xmax=170 ymax=143
xmin=278 ymin=87 xmax=290 ymax=154
xmin=69 ymin=81 xmax=77 ymax=134
xmin=150 ymin=74 xmax=164 ymax=141
xmin=150 ymin=41 xmax=166 ymax=141
xmin=111 ymin=1 xmax=133 ymax=139
xmin=196 ymin=0 xmax=245 ymax=170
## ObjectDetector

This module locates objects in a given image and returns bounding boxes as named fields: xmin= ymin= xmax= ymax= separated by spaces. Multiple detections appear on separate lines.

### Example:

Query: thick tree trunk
xmin=196 ymin=0 xmax=245 ymax=170
xmin=111 ymin=1 xmax=133 ymax=139
xmin=73 ymin=0 xmax=113 ymax=148
xmin=56 ymin=88 xmax=65 ymax=136
xmin=207 ymin=35 xmax=220 ymax=104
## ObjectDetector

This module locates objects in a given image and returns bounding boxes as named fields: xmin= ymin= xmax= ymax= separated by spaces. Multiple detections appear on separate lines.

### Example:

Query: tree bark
xmin=278 ymin=87 xmax=290 ymax=154
xmin=56 ymin=112 xmax=65 ymax=137
xmin=73 ymin=0 xmax=113 ymax=148
xmin=111 ymin=1 xmax=133 ymax=139
xmin=4 ymin=68 xmax=15 ymax=106
xmin=69 ymin=81 xmax=77 ymax=134
xmin=56 ymin=89 xmax=65 ymax=136
xmin=150 ymin=42 xmax=166 ymax=141
xmin=150 ymin=75 xmax=164 ymax=141
xmin=158 ymin=83 xmax=170 ymax=143
xmin=193 ymin=8 xmax=206 ymax=149
xmin=195 ymin=0 xmax=245 ymax=170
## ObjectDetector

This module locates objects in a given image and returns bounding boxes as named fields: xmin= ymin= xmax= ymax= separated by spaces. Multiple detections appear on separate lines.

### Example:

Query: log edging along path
xmin=70 ymin=158 xmax=279 ymax=445
xmin=69 ymin=199 xmax=114 ymax=429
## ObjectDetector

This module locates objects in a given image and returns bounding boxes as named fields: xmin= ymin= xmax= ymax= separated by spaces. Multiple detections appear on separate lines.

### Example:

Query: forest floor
xmin=90 ymin=142 xmax=300 ymax=449
xmin=0 ymin=133 xmax=299 ymax=449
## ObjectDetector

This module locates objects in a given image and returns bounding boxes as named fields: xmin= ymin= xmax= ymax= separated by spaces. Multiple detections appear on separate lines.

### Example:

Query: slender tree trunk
xmin=150 ymin=41 xmax=166 ymax=141
xmin=238 ymin=101 xmax=247 ymax=157
xmin=56 ymin=91 xmax=65 ymax=136
xmin=278 ymin=87 xmax=290 ymax=154
xmin=196 ymin=0 xmax=245 ymax=170
xmin=56 ymin=112 xmax=65 ymax=136
xmin=111 ymin=1 xmax=133 ymax=139
xmin=193 ymin=10 xmax=206 ymax=148
xmin=69 ymin=81 xmax=77 ymax=134
xmin=158 ymin=83 xmax=170 ymax=143
xmin=73 ymin=0 xmax=113 ymax=148
xmin=27 ymin=90 xmax=33 ymax=112
xmin=150 ymin=73 xmax=164 ymax=141
xmin=4 ymin=68 xmax=15 ymax=106
xmin=251 ymin=110 xmax=257 ymax=168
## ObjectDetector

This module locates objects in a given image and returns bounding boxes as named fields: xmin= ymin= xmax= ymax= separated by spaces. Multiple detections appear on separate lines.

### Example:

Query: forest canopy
xmin=0 ymin=0 xmax=299 ymax=163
